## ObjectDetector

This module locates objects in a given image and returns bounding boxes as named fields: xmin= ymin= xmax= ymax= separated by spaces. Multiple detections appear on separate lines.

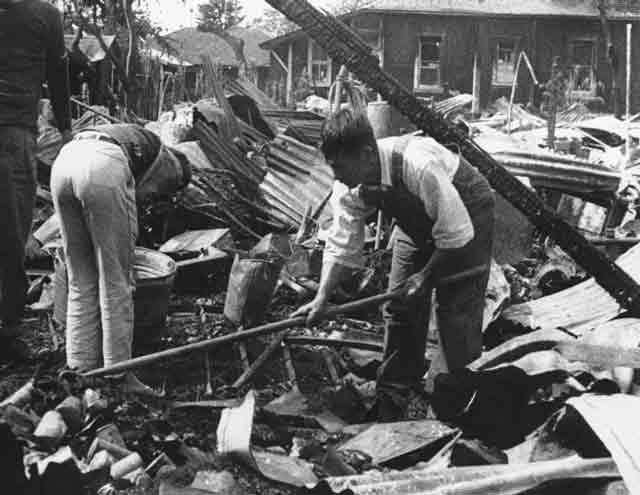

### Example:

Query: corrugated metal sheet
xmin=502 ymin=242 xmax=640 ymax=335
xmin=474 ymin=132 xmax=621 ymax=195
xmin=192 ymin=116 xmax=333 ymax=231
xmin=310 ymin=457 xmax=619 ymax=495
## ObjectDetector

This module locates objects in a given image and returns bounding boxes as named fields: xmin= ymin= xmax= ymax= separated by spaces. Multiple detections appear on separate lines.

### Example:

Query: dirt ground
xmin=1 ymin=280 xmax=392 ymax=494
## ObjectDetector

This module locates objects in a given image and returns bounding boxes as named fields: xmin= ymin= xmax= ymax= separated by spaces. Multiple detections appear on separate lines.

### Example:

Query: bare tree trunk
xmin=597 ymin=0 xmax=619 ymax=115
xmin=219 ymin=32 xmax=247 ymax=77
xmin=103 ymin=0 xmax=117 ymax=33
xmin=122 ymin=0 xmax=136 ymax=110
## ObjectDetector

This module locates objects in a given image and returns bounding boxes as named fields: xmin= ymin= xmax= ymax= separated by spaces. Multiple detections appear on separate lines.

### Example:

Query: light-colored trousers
xmin=51 ymin=140 xmax=137 ymax=371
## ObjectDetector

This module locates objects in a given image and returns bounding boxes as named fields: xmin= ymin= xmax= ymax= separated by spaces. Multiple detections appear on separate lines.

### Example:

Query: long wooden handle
xmin=83 ymin=290 xmax=403 ymax=378
xmin=83 ymin=265 xmax=487 ymax=378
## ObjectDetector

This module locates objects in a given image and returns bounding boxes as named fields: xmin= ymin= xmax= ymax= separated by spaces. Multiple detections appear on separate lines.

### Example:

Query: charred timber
xmin=263 ymin=0 xmax=640 ymax=314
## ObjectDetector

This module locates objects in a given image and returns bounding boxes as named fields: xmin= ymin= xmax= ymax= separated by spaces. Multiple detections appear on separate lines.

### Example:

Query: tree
xmin=197 ymin=0 xmax=247 ymax=75
xmin=197 ymin=0 xmax=244 ymax=33
xmin=329 ymin=0 xmax=374 ymax=16
xmin=250 ymin=7 xmax=298 ymax=37
xmin=61 ymin=0 xmax=164 ymax=113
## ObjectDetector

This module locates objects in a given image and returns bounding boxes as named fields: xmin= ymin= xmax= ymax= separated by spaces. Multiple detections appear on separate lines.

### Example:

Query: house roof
xmin=260 ymin=0 xmax=640 ymax=48
xmin=64 ymin=34 xmax=117 ymax=63
xmin=359 ymin=0 xmax=640 ymax=18
xmin=152 ymin=27 xmax=271 ymax=67
xmin=141 ymin=45 xmax=195 ymax=67
xmin=227 ymin=27 xmax=271 ymax=67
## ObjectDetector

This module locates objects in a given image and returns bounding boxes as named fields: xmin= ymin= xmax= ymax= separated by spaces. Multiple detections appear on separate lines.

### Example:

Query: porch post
xmin=286 ymin=42 xmax=293 ymax=108
xmin=472 ymin=52 xmax=480 ymax=116
xmin=626 ymin=22 xmax=632 ymax=166
xmin=307 ymin=38 xmax=313 ymax=81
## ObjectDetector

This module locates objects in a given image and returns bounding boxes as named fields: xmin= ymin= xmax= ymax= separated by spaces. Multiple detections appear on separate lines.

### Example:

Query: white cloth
xmin=323 ymin=135 xmax=474 ymax=268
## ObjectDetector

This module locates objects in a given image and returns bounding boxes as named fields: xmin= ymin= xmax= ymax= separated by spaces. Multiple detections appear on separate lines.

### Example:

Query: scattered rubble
xmin=8 ymin=42 xmax=640 ymax=495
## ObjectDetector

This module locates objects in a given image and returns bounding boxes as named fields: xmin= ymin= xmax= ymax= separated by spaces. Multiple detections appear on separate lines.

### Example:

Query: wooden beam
xmin=271 ymin=50 xmax=287 ymax=72
xmin=472 ymin=52 xmax=480 ymax=116
xmin=286 ymin=42 xmax=293 ymax=107
xmin=307 ymin=37 xmax=313 ymax=82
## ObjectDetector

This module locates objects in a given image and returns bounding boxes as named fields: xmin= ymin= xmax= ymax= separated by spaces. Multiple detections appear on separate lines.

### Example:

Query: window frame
xmin=491 ymin=37 xmax=520 ymax=87
xmin=307 ymin=39 xmax=332 ymax=87
xmin=567 ymin=37 xmax=598 ymax=97
xmin=414 ymin=32 xmax=445 ymax=92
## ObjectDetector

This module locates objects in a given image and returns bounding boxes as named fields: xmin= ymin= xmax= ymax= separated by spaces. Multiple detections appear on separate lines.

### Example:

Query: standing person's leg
xmin=51 ymin=142 xmax=102 ymax=371
xmin=80 ymin=143 xmax=137 ymax=367
xmin=378 ymin=228 xmax=432 ymax=418
xmin=436 ymin=205 xmax=495 ymax=370
xmin=0 ymin=127 xmax=37 ymax=335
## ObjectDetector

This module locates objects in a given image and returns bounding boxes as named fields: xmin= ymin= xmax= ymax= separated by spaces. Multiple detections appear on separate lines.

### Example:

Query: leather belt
xmin=73 ymin=132 xmax=120 ymax=147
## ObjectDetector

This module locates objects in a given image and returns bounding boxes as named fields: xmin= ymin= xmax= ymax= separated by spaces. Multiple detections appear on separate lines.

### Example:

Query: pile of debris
xmin=5 ymin=233 xmax=640 ymax=495
xmin=9 ymin=63 xmax=640 ymax=495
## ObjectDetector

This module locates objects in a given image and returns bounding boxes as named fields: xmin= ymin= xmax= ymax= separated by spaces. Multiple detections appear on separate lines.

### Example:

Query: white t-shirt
xmin=324 ymin=135 xmax=474 ymax=268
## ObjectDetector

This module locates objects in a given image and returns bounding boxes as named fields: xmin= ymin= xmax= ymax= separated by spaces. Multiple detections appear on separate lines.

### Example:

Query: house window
xmin=568 ymin=39 xmax=596 ymax=94
xmin=310 ymin=41 xmax=331 ymax=86
xmin=415 ymin=35 xmax=442 ymax=89
xmin=492 ymin=38 xmax=518 ymax=86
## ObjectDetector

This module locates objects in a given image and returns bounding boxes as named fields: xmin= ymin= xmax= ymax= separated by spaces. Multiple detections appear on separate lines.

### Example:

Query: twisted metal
xmin=264 ymin=0 xmax=640 ymax=314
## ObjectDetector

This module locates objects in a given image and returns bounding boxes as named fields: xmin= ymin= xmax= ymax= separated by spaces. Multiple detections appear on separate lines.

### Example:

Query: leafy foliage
xmin=329 ymin=0 xmax=375 ymax=16
xmin=196 ymin=0 xmax=244 ymax=33
xmin=249 ymin=6 xmax=298 ymax=37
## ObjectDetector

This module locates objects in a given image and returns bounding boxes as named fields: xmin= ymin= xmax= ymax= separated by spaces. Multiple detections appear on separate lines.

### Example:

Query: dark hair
xmin=320 ymin=108 xmax=377 ymax=161
xmin=167 ymin=147 xmax=192 ymax=187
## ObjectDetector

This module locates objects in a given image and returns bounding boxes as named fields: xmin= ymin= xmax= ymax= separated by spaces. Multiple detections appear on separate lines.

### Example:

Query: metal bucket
xmin=367 ymin=100 xmax=392 ymax=139
xmin=53 ymin=247 xmax=176 ymax=342
xmin=133 ymin=247 xmax=176 ymax=335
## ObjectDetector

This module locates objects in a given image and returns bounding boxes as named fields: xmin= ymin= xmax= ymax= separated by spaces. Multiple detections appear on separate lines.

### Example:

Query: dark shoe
xmin=0 ymin=336 xmax=30 ymax=363
xmin=367 ymin=387 xmax=409 ymax=422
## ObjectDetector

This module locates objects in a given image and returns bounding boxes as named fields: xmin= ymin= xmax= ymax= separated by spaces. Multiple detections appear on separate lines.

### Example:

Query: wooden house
xmin=260 ymin=0 xmax=640 ymax=113
xmin=148 ymin=27 xmax=272 ymax=92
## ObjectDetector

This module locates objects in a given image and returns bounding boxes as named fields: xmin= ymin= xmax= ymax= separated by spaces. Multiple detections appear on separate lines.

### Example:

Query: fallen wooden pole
xmin=70 ymin=97 xmax=121 ymax=123
xmin=284 ymin=336 xmax=383 ymax=352
xmin=232 ymin=331 xmax=287 ymax=389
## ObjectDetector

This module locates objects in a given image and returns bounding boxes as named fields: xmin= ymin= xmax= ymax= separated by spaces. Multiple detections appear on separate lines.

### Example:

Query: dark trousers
xmin=379 ymin=205 xmax=495 ymax=390
xmin=0 ymin=127 xmax=37 ymax=328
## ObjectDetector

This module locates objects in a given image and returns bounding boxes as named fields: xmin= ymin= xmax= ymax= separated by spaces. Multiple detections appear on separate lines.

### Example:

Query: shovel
xmin=83 ymin=265 xmax=488 ymax=378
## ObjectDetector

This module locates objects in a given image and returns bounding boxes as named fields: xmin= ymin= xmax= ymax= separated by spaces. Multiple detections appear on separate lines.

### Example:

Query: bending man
xmin=47 ymin=124 xmax=190 ymax=390
xmin=293 ymin=109 xmax=495 ymax=420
